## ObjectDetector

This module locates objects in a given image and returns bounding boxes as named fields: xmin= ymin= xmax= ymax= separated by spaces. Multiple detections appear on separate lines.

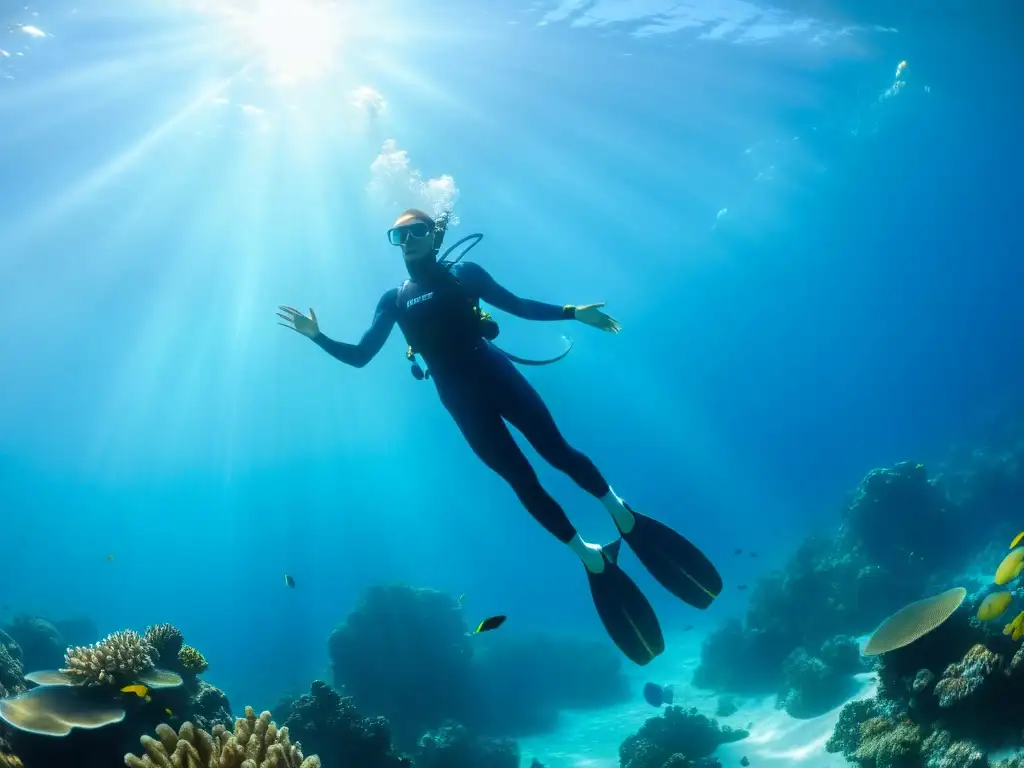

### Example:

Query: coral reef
xmin=328 ymin=584 xmax=477 ymax=747
xmin=124 ymin=706 xmax=320 ymax=768
xmin=278 ymin=681 xmax=410 ymax=768
xmin=1 ymin=618 xmax=63 ymax=674
xmin=825 ymin=698 xmax=987 ymax=768
xmin=0 ymin=631 xmax=25 ymax=700
xmin=328 ymin=583 xmax=631 ymax=743
xmin=777 ymin=637 xmax=866 ymax=718
xmin=185 ymin=680 xmax=233 ymax=734
xmin=143 ymin=625 xmax=184 ymax=666
xmin=829 ymin=570 xmax=1024 ymax=767
xmin=415 ymin=722 xmax=518 ymax=768
xmin=695 ymin=462 xmax=965 ymax=693
xmin=619 ymin=707 xmax=747 ymax=768
xmin=61 ymin=630 xmax=155 ymax=687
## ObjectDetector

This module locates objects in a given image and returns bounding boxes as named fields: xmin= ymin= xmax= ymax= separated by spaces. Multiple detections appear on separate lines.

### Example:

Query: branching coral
xmin=60 ymin=630 xmax=154 ymax=687
xmin=144 ymin=624 xmax=184 ymax=663
xmin=124 ymin=706 xmax=321 ymax=768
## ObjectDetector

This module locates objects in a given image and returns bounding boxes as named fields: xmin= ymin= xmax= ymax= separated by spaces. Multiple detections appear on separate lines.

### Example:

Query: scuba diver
xmin=276 ymin=208 xmax=722 ymax=665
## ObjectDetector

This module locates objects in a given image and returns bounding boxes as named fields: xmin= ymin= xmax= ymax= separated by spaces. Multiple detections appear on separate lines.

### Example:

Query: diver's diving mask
xmin=387 ymin=221 xmax=434 ymax=246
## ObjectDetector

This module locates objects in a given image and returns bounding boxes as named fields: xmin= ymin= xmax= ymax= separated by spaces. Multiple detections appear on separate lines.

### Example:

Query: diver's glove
xmin=572 ymin=303 xmax=621 ymax=333
xmin=276 ymin=305 xmax=321 ymax=338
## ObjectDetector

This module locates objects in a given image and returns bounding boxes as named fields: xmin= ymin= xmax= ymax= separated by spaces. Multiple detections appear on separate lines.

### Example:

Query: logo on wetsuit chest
xmin=406 ymin=291 xmax=434 ymax=309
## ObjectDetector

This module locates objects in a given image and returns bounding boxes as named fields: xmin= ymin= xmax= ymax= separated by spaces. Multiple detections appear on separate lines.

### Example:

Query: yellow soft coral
xmin=0 ymin=753 xmax=24 ymax=768
xmin=177 ymin=645 xmax=208 ymax=674
xmin=123 ymin=708 xmax=320 ymax=768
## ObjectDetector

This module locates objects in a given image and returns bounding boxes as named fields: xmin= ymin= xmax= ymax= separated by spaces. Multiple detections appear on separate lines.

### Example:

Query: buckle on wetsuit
xmin=407 ymin=347 xmax=429 ymax=380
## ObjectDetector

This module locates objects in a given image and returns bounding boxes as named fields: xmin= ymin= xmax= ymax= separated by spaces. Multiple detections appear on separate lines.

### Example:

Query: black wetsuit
xmin=312 ymin=258 xmax=610 ymax=543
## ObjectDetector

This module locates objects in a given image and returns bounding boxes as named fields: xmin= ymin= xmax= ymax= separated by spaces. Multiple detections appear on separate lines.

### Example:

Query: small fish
xmin=457 ymin=593 xmax=467 ymax=606
xmin=1011 ymin=531 xmax=1024 ymax=550
xmin=164 ymin=708 xmax=173 ymax=717
xmin=740 ymin=758 xmax=750 ymax=767
xmin=106 ymin=554 xmax=115 ymax=562
xmin=473 ymin=615 xmax=506 ymax=634
xmin=683 ymin=625 xmax=694 ymax=632
xmin=121 ymin=684 xmax=151 ymax=702
xmin=737 ymin=585 xmax=748 ymax=591
xmin=749 ymin=552 xmax=757 ymax=558
xmin=733 ymin=548 xmax=743 ymax=555
xmin=284 ymin=575 xmax=295 ymax=588
xmin=642 ymin=682 xmax=673 ymax=708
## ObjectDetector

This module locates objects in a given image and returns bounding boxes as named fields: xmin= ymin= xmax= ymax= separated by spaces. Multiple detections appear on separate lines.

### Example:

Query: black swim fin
xmin=585 ymin=539 xmax=665 ymax=666
xmin=620 ymin=505 xmax=723 ymax=610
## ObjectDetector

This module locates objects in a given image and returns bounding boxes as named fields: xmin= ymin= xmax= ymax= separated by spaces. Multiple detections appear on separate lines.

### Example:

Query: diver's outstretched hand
xmin=277 ymin=305 xmax=320 ymax=338
xmin=575 ymin=303 xmax=621 ymax=333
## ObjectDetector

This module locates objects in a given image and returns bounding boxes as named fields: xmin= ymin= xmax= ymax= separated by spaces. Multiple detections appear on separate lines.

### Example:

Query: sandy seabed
xmin=519 ymin=632 xmax=878 ymax=768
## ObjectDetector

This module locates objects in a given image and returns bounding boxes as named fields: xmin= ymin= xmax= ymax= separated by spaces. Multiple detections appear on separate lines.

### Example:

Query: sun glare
xmin=220 ymin=0 xmax=347 ymax=83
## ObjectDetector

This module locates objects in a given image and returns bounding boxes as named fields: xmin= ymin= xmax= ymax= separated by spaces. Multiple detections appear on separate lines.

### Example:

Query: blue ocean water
xmin=0 ymin=0 xmax=1021 ymax=756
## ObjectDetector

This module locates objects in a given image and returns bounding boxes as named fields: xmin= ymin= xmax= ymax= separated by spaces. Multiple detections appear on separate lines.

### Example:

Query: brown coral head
xmin=142 ymin=624 xmax=184 ymax=662
xmin=60 ymin=629 xmax=155 ymax=687
xmin=137 ymin=668 xmax=184 ymax=689
xmin=177 ymin=645 xmax=208 ymax=674
xmin=863 ymin=587 xmax=967 ymax=656
xmin=23 ymin=670 xmax=75 ymax=687
xmin=0 ymin=686 xmax=126 ymax=736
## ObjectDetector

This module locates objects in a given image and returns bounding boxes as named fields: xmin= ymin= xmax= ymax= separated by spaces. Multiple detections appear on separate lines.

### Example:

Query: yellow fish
xmin=977 ymin=591 xmax=1012 ymax=621
xmin=1005 ymin=611 xmax=1024 ymax=642
xmin=164 ymin=708 xmax=173 ymax=717
xmin=1011 ymin=531 xmax=1024 ymax=549
xmin=995 ymin=548 xmax=1024 ymax=585
xmin=121 ymin=684 xmax=151 ymax=702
